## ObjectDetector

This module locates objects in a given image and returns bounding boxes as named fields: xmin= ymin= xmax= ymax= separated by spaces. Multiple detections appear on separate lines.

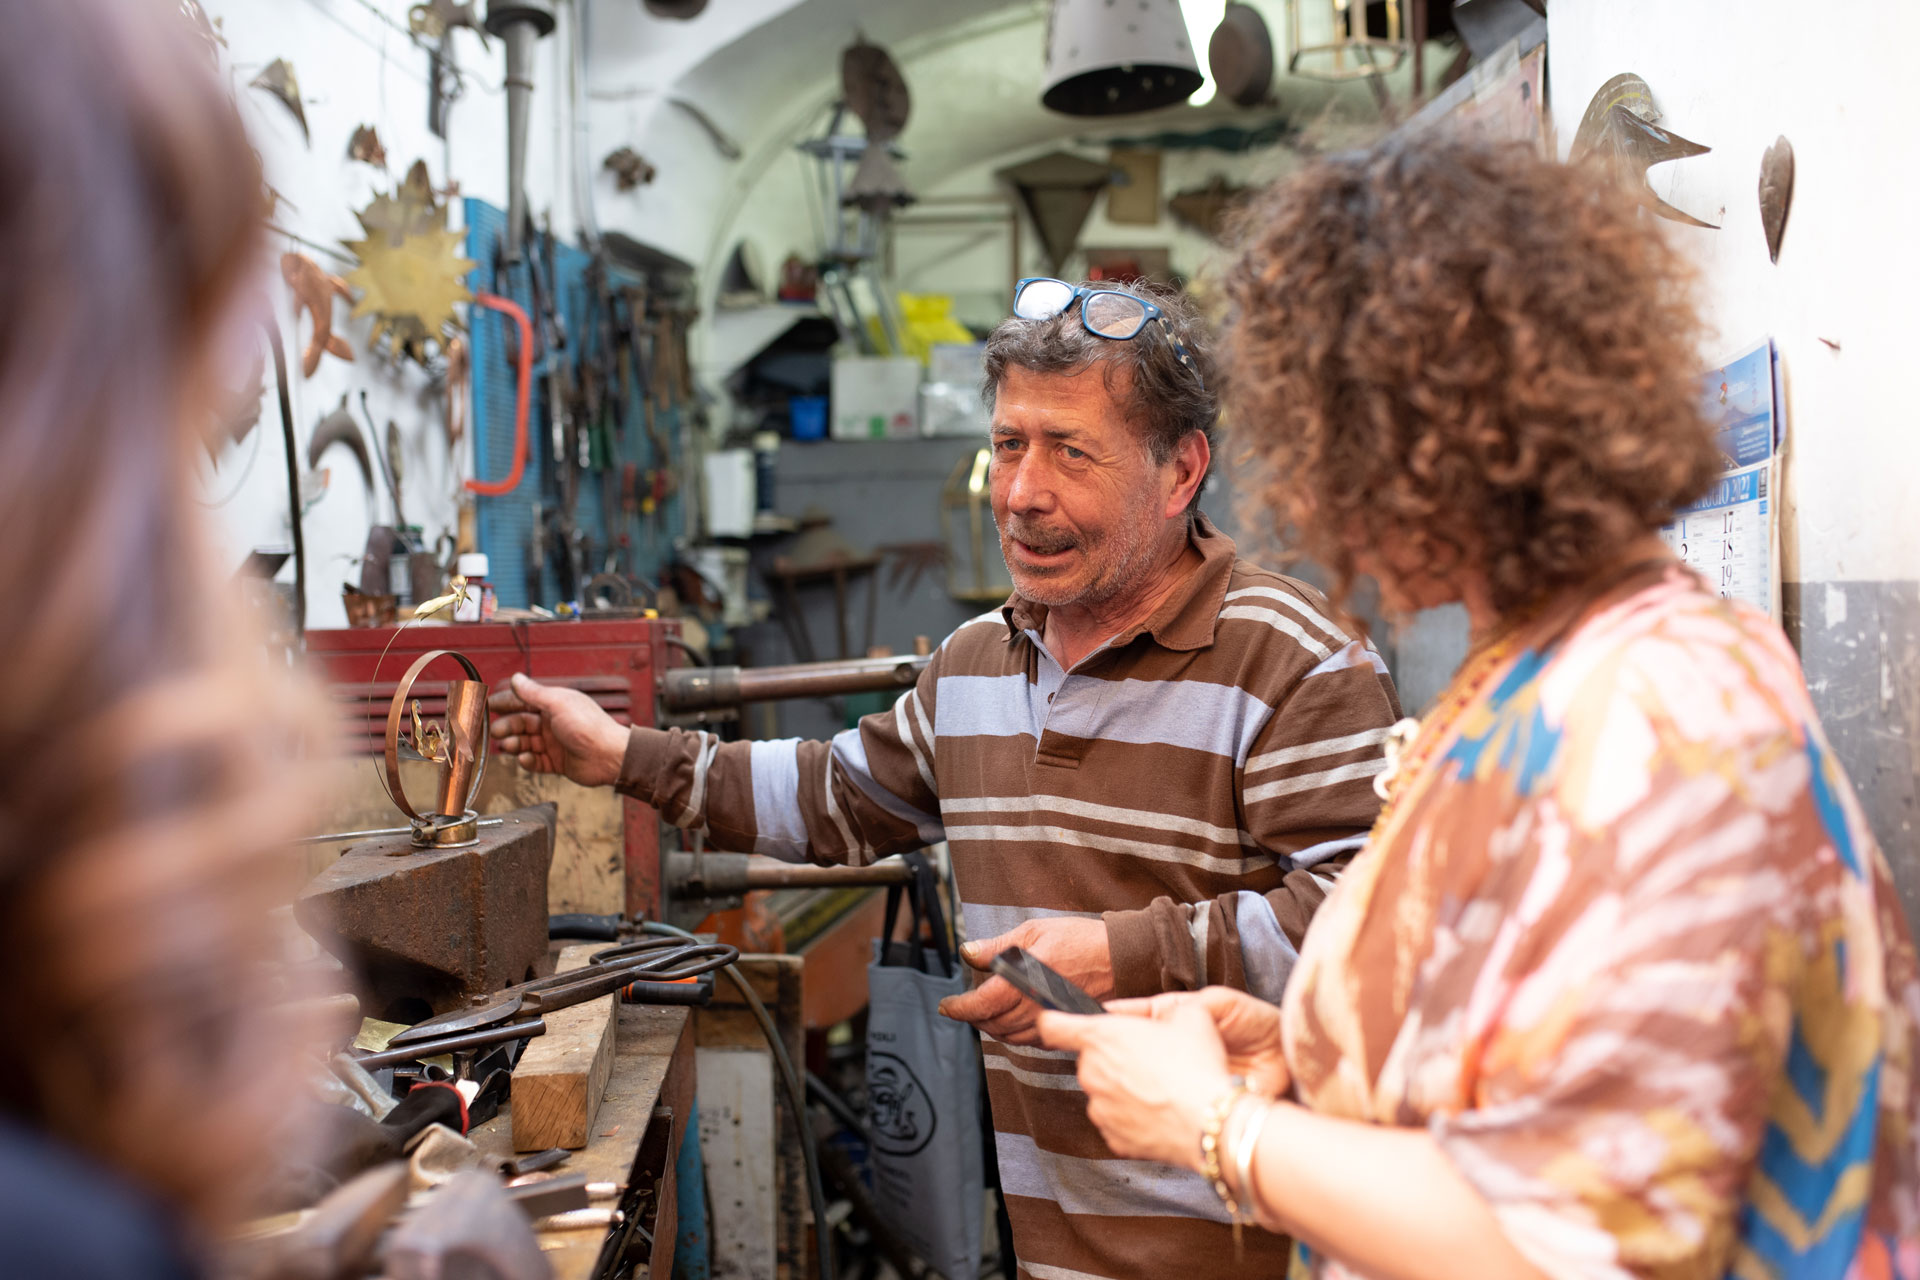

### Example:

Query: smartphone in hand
xmin=988 ymin=946 xmax=1106 ymax=1016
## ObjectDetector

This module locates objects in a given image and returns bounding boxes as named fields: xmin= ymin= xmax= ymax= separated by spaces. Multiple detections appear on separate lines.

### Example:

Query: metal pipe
xmin=660 ymin=653 xmax=931 ymax=711
xmin=485 ymin=1 xmax=556 ymax=262
xmin=666 ymin=851 xmax=914 ymax=896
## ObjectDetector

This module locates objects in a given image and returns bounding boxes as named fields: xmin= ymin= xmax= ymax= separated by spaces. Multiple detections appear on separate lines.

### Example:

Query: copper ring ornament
xmin=383 ymin=649 xmax=489 ymax=847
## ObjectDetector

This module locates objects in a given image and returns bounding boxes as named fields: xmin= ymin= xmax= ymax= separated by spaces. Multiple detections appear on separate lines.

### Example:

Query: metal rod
xmin=666 ymin=851 xmax=915 ymax=896
xmin=660 ymin=653 xmax=930 ymax=711
xmin=738 ymin=857 xmax=914 ymax=889
xmin=295 ymin=817 xmax=505 ymax=846
xmin=353 ymin=1017 xmax=547 ymax=1068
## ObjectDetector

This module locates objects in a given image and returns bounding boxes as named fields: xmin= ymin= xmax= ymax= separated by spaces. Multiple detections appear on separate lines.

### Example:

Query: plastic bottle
xmin=454 ymin=552 xmax=497 ymax=623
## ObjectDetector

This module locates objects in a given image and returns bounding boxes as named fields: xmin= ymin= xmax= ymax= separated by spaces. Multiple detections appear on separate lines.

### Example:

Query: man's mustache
xmin=1001 ymin=520 xmax=1079 ymax=554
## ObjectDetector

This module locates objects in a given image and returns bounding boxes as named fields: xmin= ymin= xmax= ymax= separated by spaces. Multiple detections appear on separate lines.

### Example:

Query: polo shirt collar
xmin=1000 ymin=515 xmax=1238 ymax=653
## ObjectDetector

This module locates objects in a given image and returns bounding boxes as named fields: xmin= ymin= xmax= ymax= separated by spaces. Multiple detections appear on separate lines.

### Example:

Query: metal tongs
xmin=383 ymin=938 xmax=739 ymax=1049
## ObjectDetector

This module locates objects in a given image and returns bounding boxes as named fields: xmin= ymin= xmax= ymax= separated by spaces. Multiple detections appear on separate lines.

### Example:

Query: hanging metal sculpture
xmin=342 ymin=160 xmax=475 ymax=365
xmin=249 ymin=58 xmax=310 ymax=145
xmin=1570 ymin=73 xmax=1717 ymax=228
xmin=1759 ymin=136 xmax=1794 ymax=264
xmin=1168 ymin=176 xmax=1250 ymax=241
xmin=281 ymin=252 xmax=355 ymax=377
xmin=841 ymin=37 xmax=914 ymax=211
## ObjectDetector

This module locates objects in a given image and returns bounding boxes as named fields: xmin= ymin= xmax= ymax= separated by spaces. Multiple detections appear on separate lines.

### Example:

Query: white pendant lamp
xmin=1041 ymin=0 xmax=1204 ymax=116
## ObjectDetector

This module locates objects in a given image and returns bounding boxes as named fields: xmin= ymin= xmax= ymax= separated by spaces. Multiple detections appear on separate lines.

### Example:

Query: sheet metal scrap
xmin=249 ymin=58 xmax=310 ymax=146
xmin=343 ymin=160 xmax=475 ymax=365
xmin=1760 ymin=136 xmax=1794 ymax=264
xmin=294 ymin=805 xmax=556 ymax=1018
xmin=409 ymin=0 xmax=492 ymax=46
xmin=348 ymin=124 xmax=389 ymax=169
xmin=1570 ymin=73 xmax=1717 ymax=229
xmin=282 ymin=252 xmax=355 ymax=377
xmin=603 ymin=146 xmax=656 ymax=192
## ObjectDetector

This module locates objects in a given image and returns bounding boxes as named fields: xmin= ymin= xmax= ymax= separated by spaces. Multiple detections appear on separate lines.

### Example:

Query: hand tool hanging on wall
xmin=483 ymin=0 xmax=556 ymax=262
xmin=265 ymin=318 xmax=307 ymax=635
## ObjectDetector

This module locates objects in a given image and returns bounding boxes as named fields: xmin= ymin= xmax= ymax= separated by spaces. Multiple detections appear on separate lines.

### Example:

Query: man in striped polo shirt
xmin=491 ymin=278 xmax=1401 ymax=1279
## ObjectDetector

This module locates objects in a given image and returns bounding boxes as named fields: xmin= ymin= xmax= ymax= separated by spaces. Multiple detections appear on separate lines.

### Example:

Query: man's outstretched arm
xmin=489 ymin=670 xmax=945 ymax=865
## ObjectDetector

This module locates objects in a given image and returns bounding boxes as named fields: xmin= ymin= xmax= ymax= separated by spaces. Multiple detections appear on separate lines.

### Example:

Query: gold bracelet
xmin=1198 ymin=1078 xmax=1249 ymax=1258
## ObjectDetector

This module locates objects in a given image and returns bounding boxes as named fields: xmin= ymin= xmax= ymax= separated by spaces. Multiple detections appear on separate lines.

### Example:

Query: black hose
xmin=640 ymin=920 xmax=835 ymax=1280
xmin=264 ymin=317 xmax=306 ymax=636
xmin=548 ymin=913 xmax=621 ymax=941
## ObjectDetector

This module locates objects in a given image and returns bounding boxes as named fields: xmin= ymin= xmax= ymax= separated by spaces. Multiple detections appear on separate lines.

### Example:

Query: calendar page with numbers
xmin=1659 ymin=339 xmax=1781 ymax=617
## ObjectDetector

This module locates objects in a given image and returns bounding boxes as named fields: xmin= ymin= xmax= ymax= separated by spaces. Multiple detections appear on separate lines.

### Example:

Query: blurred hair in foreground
xmin=0 ymin=0 xmax=328 ymax=1233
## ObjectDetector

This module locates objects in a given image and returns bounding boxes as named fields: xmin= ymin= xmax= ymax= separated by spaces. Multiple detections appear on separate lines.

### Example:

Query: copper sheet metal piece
xmin=437 ymin=677 xmax=488 ymax=817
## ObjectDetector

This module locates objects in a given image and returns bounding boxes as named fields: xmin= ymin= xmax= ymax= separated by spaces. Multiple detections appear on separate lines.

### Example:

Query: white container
xmin=830 ymin=355 xmax=922 ymax=440
xmin=703 ymin=449 xmax=758 ymax=538
xmin=454 ymin=552 xmax=495 ymax=622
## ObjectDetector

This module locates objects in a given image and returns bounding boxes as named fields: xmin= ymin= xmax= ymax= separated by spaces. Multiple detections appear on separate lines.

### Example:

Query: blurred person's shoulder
xmin=0 ymin=1118 xmax=198 ymax=1279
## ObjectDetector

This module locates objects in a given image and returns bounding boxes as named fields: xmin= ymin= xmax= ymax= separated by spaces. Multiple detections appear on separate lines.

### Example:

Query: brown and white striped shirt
xmin=618 ymin=517 xmax=1401 ymax=1280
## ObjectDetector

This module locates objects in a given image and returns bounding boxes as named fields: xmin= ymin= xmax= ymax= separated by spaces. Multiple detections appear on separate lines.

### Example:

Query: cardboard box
xmin=831 ymin=356 xmax=921 ymax=440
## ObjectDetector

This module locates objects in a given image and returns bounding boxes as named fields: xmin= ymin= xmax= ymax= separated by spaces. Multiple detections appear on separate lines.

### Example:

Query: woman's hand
xmin=1111 ymin=986 xmax=1291 ymax=1098
xmin=1034 ymin=999 xmax=1238 ymax=1171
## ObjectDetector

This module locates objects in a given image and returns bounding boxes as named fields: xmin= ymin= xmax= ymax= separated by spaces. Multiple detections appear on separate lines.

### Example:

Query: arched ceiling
xmin=584 ymin=0 xmax=1419 ymax=287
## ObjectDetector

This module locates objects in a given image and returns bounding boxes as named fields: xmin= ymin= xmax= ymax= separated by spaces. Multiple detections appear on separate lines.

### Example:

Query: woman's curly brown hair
xmin=1220 ymin=134 xmax=1723 ymax=618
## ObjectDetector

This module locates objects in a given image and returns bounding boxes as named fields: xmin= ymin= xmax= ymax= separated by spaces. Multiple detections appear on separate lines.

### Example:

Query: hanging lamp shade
xmin=1041 ymin=0 xmax=1203 ymax=116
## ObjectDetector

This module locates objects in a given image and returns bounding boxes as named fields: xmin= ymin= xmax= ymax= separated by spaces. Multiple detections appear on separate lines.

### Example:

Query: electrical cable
xmin=640 ymin=919 xmax=836 ymax=1280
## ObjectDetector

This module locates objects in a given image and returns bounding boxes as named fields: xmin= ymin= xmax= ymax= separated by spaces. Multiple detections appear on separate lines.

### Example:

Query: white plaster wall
xmin=199 ymin=0 xmax=582 ymax=628
xmin=1547 ymin=1 xmax=1920 ymax=588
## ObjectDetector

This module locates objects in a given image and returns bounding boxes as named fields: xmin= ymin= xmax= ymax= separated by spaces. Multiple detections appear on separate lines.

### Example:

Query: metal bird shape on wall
xmin=1759 ymin=136 xmax=1794 ymax=264
xmin=281 ymin=252 xmax=354 ymax=377
xmin=842 ymin=37 xmax=914 ymax=211
xmin=249 ymin=58 xmax=310 ymax=146
xmin=1570 ymin=73 xmax=1716 ymax=229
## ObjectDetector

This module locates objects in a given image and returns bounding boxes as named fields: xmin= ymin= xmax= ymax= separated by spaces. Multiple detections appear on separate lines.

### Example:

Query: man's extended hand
xmin=488 ymin=673 xmax=629 ymax=788
xmin=936 ymin=917 xmax=1113 ymax=1046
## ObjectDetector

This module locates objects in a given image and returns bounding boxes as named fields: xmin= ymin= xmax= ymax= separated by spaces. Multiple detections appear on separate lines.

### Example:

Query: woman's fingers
xmin=1033 ymin=1010 xmax=1098 ymax=1051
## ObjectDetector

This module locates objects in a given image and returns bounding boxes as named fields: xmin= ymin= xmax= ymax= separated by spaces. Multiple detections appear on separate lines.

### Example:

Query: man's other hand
xmin=936 ymin=917 xmax=1113 ymax=1046
xmin=488 ymin=673 xmax=628 ymax=788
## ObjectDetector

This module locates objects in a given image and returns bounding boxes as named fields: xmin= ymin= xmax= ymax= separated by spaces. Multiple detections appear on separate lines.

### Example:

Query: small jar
xmin=454 ymin=552 xmax=496 ymax=623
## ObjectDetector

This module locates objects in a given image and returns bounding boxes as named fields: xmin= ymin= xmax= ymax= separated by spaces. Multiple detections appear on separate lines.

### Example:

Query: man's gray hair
xmin=980 ymin=277 xmax=1220 ymax=471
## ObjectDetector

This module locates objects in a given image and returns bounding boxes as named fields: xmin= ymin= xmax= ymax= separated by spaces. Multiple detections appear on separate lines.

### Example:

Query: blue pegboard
xmin=465 ymin=199 xmax=684 ymax=609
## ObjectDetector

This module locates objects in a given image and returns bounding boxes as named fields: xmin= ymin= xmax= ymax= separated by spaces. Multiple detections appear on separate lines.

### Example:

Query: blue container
xmin=790 ymin=395 xmax=828 ymax=442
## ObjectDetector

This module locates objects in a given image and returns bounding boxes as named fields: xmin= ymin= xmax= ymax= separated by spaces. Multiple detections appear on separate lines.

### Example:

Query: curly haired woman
xmin=1035 ymin=135 xmax=1920 ymax=1280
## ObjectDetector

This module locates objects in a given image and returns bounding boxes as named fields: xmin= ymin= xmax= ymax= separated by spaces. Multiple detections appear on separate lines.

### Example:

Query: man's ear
xmin=1163 ymin=430 xmax=1211 ymax=520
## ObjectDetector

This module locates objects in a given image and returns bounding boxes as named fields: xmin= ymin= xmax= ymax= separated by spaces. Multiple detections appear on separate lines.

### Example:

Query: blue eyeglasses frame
xmin=1012 ymin=276 xmax=1205 ymax=392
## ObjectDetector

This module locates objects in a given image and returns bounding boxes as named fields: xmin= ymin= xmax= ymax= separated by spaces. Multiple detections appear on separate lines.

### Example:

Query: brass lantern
xmin=1288 ymin=0 xmax=1407 ymax=81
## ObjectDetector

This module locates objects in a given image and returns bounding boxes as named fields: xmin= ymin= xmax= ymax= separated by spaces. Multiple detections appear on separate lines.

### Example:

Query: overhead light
xmin=1181 ymin=0 xmax=1226 ymax=105
xmin=1040 ymin=0 xmax=1204 ymax=117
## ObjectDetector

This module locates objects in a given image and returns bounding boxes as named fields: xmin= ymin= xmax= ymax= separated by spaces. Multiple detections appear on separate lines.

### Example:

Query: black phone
xmin=988 ymin=946 xmax=1106 ymax=1016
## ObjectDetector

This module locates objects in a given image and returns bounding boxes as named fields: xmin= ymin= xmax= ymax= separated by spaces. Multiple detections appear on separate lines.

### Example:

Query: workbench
xmin=468 ymin=1004 xmax=693 ymax=1280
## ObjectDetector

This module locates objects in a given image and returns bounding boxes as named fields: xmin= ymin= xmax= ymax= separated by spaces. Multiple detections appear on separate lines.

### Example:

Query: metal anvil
xmin=296 ymin=803 xmax=556 ymax=1020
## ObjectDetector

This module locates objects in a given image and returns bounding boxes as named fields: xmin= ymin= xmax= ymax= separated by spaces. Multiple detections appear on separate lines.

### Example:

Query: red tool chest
xmin=306 ymin=618 xmax=680 ymax=918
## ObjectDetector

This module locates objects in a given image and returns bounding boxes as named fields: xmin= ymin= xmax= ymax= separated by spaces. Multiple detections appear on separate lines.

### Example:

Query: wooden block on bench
xmin=512 ymin=943 xmax=618 ymax=1151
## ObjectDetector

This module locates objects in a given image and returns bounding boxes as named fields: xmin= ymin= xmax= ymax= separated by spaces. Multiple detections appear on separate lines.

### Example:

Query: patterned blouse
xmin=1282 ymin=565 xmax=1920 ymax=1280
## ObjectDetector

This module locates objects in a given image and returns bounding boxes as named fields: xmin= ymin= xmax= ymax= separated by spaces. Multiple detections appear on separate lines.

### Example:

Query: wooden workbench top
xmin=469 ymin=1004 xmax=693 ymax=1280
